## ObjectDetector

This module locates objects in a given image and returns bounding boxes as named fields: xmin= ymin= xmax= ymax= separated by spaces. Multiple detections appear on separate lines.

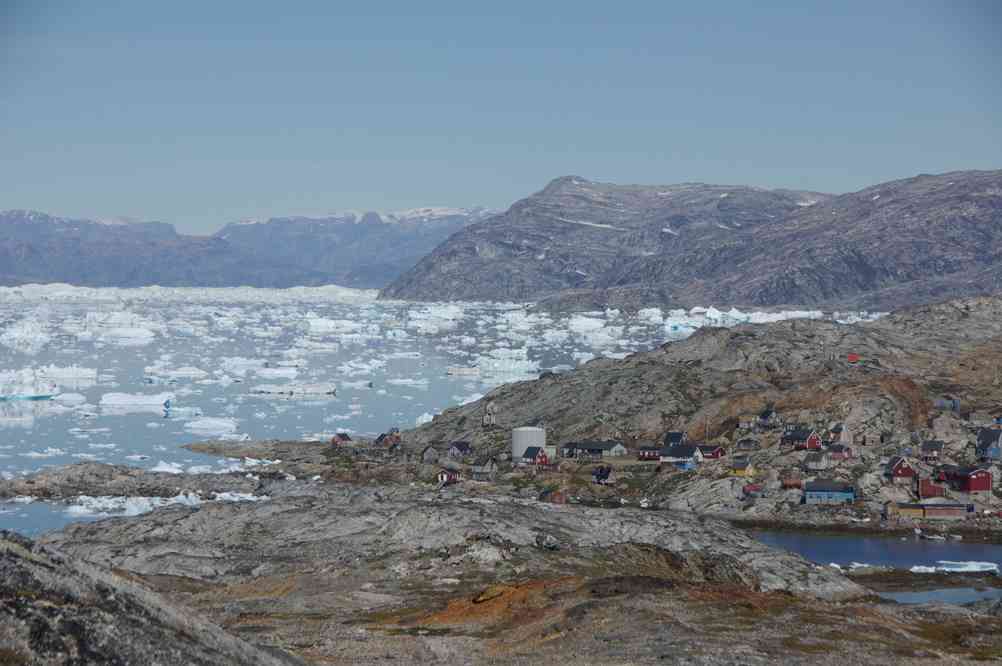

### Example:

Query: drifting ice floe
xmin=63 ymin=490 xmax=267 ymax=518
xmin=183 ymin=417 xmax=243 ymax=439
xmin=909 ymin=561 xmax=1000 ymax=574
xmin=250 ymin=383 xmax=336 ymax=397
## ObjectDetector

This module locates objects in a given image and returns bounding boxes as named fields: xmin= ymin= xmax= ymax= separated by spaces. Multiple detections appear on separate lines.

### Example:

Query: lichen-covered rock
xmin=0 ymin=530 xmax=300 ymax=665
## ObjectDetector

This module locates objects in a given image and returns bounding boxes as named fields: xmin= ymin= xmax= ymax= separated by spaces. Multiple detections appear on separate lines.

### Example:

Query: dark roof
xmin=736 ymin=438 xmax=760 ymax=449
xmin=977 ymin=428 xmax=1002 ymax=448
xmin=662 ymin=444 xmax=699 ymax=458
xmin=921 ymin=440 xmax=945 ymax=453
xmin=732 ymin=459 xmax=752 ymax=469
xmin=783 ymin=428 xmax=814 ymax=441
xmin=334 ymin=432 xmax=352 ymax=441
xmin=804 ymin=480 xmax=854 ymax=493
xmin=663 ymin=432 xmax=687 ymax=446
xmin=573 ymin=440 xmax=624 ymax=451
xmin=888 ymin=456 xmax=912 ymax=469
xmin=759 ymin=407 xmax=775 ymax=419
xmin=697 ymin=445 xmax=723 ymax=454
xmin=522 ymin=446 xmax=542 ymax=459
xmin=828 ymin=444 xmax=849 ymax=453
xmin=449 ymin=441 xmax=473 ymax=453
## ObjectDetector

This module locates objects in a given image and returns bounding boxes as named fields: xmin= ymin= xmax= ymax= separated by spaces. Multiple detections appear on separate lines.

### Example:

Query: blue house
xmin=660 ymin=444 xmax=703 ymax=470
xmin=803 ymin=480 xmax=855 ymax=505
xmin=977 ymin=428 xmax=1002 ymax=462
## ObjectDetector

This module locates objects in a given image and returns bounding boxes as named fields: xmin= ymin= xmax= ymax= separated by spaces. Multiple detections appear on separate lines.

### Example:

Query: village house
xmin=886 ymin=502 xmax=926 ymax=520
xmin=827 ymin=444 xmax=855 ymax=461
xmin=803 ymin=451 xmax=830 ymax=472
xmin=922 ymin=503 xmax=973 ymax=520
xmin=934 ymin=396 xmax=962 ymax=412
xmin=437 ymin=469 xmax=461 ymax=486
xmin=886 ymin=456 xmax=916 ymax=484
xmin=916 ymin=477 xmax=946 ymax=500
xmin=592 ymin=465 xmax=613 ymax=485
xmin=783 ymin=428 xmax=823 ymax=451
xmin=937 ymin=465 xmax=993 ymax=494
xmin=420 ymin=445 xmax=440 ymax=465
xmin=447 ymin=441 xmax=473 ymax=459
xmin=520 ymin=446 xmax=550 ymax=467
xmin=637 ymin=445 xmax=661 ymax=461
xmin=735 ymin=438 xmax=761 ymax=452
xmin=375 ymin=428 xmax=401 ymax=447
xmin=887 ymin=502 xmax=972 ymax=521
xmin=565 ymin=440 xmax=627 ymax=460
xmin=660 ymin=444 xmax=703 ymax=470
xmin=781 ymin=476 xmax=803 ymax=490
xmin=803 ymin=480 xmax=855 ymax=505
xmin=331 ymin=432 xmax=352 ymax=446
xmin=697 ymin=444 xmax=726 ymax=459
xmin=920 ymin=440 xmax=945 ymax=464
xmin=470 ymin=459 xmax=498 ymax=482
xmin=731 ymin=457 xmax=755 ymax=477
xmin=738 ymin=414 xmax=757 ymax=431
xmin=663 ymin=431 xmax=688 ymax=448
xmin=976 ymin=428 xmax=1002 ymax=462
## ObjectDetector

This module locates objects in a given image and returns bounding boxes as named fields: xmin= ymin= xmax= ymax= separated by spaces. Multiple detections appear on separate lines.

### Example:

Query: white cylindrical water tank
xmin=512 ymin=426 xmax=546 ymax=459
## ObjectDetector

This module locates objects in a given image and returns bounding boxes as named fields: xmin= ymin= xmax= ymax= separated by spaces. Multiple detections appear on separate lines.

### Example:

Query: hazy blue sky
xmin=1 ymin=1 xmax=1000 ymax=233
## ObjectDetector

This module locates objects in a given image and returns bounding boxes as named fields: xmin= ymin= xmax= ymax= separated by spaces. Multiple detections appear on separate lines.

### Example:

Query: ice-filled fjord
xmin=0 ymin=284 xmax=881 ymax=532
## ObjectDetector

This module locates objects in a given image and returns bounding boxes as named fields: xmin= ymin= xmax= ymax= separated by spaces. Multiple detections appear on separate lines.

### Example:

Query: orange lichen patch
xmin=416 ymin=577 xmax=580 ymax=629
xmin=212 ymin=575 xmax=299 ymax=601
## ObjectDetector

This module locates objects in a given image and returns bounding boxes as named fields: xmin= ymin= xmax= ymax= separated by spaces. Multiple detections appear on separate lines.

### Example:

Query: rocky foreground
xmin=8 ymin=471 xmax=1002 ymax=663
xmin=0 ymin=529 xmax=300 ymax=665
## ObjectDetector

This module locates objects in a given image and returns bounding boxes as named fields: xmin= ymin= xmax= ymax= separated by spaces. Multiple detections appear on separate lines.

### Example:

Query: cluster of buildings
xmin=332 ymin=406 xmax=1001 ymax=520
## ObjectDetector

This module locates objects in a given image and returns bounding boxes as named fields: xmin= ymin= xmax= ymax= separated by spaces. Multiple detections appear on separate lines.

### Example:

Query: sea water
xmin=0 ymin=284 xmax=875 ymax=534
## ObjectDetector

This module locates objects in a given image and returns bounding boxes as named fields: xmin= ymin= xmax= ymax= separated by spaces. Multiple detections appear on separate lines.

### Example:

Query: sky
xmin=1 ymin=1 xmax=1000 ymax=234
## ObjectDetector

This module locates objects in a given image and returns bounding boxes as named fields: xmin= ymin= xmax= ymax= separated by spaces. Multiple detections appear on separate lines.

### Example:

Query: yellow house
xmin=731 ymin=459 xmax=756 ymax=477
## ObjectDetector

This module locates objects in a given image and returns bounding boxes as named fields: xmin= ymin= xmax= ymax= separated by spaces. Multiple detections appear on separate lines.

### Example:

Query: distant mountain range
xmin=380 ymin=170 xmax=1002 ymax=310
xmin=5 ymin=170 xmax=1001 ymax=311
xmin=0 ymin=207 xmax=494 ymax=288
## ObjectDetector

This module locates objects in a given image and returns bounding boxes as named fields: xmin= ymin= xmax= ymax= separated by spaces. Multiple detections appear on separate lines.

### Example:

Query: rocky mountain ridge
xmin=0 ymin=206 xmax=492 ymax=288
xmin=381 ymin=170 xmax=1002 ymax=310
xmin=403 ymin=295 xmax=1002 ymax=455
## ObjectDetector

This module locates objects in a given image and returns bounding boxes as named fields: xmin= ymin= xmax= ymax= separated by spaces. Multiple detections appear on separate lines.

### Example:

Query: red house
xmin=437 ymin=469 xmax=461 ymax=486
xmin=331 ymin=432 xmax=352 ymax=445
xmin=521 ymin=446 xmax=550 ymax=467
xmin=886 ymin=456 xmax=916 ymax=483
xmin=939 ymin=466 xmax=992 ymax=493
xmin=784 ymin=428 xmax=823 ymax=451
xmin=916 ymin=477 xmax=945 ymax=499
xmin=637 ymin=447 xmax=660 ymax=461
xmin=697 ymin=445 xmax=726 ymax=459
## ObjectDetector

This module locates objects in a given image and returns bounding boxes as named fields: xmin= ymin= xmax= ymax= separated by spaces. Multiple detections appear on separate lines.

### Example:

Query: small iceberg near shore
xmin=910 ymin=561 xmax=999 ymax=574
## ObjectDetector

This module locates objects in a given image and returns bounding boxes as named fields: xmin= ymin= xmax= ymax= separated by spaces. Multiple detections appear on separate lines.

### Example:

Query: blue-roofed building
xmin=803 ymin=480 xmax=855 ymax=505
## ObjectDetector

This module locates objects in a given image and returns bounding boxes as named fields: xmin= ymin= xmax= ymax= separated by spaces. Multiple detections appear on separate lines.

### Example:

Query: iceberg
xmin=183 ymin=417 xmax=240 ymax=438
xmin=64 ymin=492 xmax=202 ymax=517
xmin=909 ymin=561 xmax=999 ymax=574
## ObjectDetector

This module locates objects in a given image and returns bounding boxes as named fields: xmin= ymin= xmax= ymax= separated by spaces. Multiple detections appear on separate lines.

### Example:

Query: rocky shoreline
xmin=8 ymin=455 xmax=1002 ymax=662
